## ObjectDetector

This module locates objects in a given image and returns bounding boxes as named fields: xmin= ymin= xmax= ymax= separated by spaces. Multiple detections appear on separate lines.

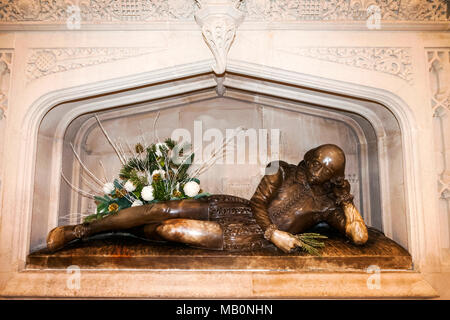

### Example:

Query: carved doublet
xmin=207 ymin=194 xmax=269 ymax=251
xmin=267 ymin=163 xmax=337 ymax=234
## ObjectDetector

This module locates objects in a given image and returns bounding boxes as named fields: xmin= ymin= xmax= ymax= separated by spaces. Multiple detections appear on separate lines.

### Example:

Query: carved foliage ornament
xmin=0 ymin=51 xmax=12 ymax=193
xmin=0 ymin=0 xmax=447 ymax=23
xmin=200 ymin=16 xmax=238 ymax=74
xmin=0 ymin=51 xmax=11 ymax=120
xmin=0 ymin=0 xmax=196 ymax=22
xmin=240 ymin=0 xmax=448 ymax=21
xmin=427 ymin=49 xmax=450 ymax=200
xmin=278 ymin=47 xmax=413 ymax=83
xmin=26 ymin=47 xmax=162 ymax=81
xmin=195 ymin=1 xmax=245 ymax=74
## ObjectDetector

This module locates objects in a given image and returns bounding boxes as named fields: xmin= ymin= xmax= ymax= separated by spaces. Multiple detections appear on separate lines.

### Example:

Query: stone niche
xmin=29 ymin=71 xmax=409 ymax=267
xmin=1 ymin=0 xmax=448 ymax=300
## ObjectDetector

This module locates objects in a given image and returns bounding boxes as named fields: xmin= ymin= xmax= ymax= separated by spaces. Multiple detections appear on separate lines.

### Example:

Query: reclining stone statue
xmin=47 ymin=144 xmax=368 ymax=253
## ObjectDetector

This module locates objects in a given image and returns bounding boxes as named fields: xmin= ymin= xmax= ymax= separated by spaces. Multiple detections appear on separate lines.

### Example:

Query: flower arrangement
xmin=84 ymin=138 xmax=209 ymax=222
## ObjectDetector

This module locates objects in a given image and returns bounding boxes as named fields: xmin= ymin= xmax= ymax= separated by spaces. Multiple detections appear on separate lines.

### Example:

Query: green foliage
xmin=294 ymin=233 xmax=328 ymax=256
xmin=86 ymin=140 xmax=207 ymax=223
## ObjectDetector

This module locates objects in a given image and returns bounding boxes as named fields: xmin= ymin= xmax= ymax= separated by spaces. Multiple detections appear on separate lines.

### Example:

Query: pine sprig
xmin=164 ymin=138 xmax=176 ymax=149
xmin=294 ymin=233 xmax=328 ymax=256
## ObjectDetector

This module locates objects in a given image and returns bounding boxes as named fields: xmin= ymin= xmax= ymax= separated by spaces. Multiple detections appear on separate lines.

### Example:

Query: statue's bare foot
xmin=46 ymin=224 xmax=86 ymax=252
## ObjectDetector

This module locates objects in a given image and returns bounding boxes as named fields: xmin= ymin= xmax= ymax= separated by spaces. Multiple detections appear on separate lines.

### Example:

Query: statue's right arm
xmin=250 ymin=161 xmax=285 ymax=232
xmin=250 ymin=162 xmax=308 ymax=253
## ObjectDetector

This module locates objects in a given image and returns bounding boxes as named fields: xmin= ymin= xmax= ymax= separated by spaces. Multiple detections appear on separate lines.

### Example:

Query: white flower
xmin=141 ymin=185 xmax=155 ymax=201
xmin=131 ymin=199 xmax=143 ymax=207
xmin=124 ymin=180 xmax=136 ymax=192
xmin=155 ymin=142 xmax=168 ymax=157
xmin=103 ymin=182 xmax=115 ymax=195
xmin=183 ymin=181 xmax=200 ymax=197
xmin=151 ymin=169 xmax=166 ymax=180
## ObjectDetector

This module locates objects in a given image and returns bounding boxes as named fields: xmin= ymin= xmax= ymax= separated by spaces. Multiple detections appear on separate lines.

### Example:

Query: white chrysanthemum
xmin=151 ymin=169 xmax=166 ymax=179
xmin=131 ymin=199 xmax=143 ymax=207
xmin=155 ymin=142 xmax=168 ymax=157
xmin=124 ymin=180 xmax=136 ymax=192
xmin=183 ymin=181 xmax=200 ymax=197
xmin=141 ymin=185 xmax=155 ymax=201
xmin=103 ymin=182 xmax=115 ymax=195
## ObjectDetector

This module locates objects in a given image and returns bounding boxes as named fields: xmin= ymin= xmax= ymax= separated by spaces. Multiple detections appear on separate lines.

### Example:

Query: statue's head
xmin=303 ymin=144 xmax=346 ymax=185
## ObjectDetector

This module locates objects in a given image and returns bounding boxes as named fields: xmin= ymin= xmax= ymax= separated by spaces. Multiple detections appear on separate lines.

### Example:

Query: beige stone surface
xmin=424 ymin=272 xmax=450 ymax=300
xmin=0 ymin=271 xmax=439 ymax=299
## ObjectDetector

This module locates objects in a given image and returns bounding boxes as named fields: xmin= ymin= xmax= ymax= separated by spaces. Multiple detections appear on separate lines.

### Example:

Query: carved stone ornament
xmin=427 ymin=49 xmax=450 ymax=200
xmin=26 ymin=47 xmax=162 ymax=81
xmin=195 ymin=0 xmax=245 ymax=75
xmin=0 ymin=0 xmax=447 ymax=24
xmin=239 ymin=0 xmax=448 ymax=22
xmin=0 ymin=51 xmax=12 ymax=120
xmin=0 ymin=0 xmax=197 ymax=22
xmin=277 ymin=47 xmax=413 ymax=83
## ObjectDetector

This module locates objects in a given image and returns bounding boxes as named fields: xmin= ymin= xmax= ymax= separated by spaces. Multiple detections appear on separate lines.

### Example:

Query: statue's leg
xmin=126 ymin=220 xmax=224 ymax=250
xmin=47 ymin=199 xmax=209 ymax=251
xmin=156 ymin=219 xmax=223 ymax=249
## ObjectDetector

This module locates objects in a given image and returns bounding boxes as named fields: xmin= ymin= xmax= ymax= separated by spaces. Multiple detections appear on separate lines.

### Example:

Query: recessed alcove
xmin=29 ymin=71 xmax=409 ymax=271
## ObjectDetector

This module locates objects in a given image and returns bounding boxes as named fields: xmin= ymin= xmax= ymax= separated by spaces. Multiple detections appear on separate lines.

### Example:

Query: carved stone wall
xmin=427 ymin=48 xmax=450 ymax=253
xmin=0 ymin=50 xmax=12 ymax=193
xmin=0 ymin=0 xmax=447 ymax=24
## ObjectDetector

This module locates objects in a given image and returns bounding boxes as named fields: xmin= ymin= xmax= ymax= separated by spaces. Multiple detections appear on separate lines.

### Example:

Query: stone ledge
xmin=26 ymin=227 xmax=412 ymax=272
xmin=0 ymin=270 xmax=438 ymax=298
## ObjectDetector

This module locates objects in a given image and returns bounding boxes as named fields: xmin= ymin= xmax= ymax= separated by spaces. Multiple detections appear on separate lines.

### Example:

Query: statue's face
xmin=305 ymin=155 xmax=336 ymax=185
xmin=303 ymin=144 xmax=346 ymax=185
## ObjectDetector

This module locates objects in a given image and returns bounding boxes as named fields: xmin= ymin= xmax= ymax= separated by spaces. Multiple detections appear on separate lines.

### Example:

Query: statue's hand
xmin=269 ymin=229 xmax=303 ymax=253
xmin=342 ymin=202 xmax=368 ymax=245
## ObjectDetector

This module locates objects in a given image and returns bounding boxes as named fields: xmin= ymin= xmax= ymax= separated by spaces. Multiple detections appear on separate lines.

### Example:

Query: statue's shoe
xmin=46 ymin=225 xmax=79 ymax=252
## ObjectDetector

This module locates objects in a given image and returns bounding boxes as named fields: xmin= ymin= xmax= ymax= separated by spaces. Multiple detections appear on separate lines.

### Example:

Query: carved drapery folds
xmin=194 ymin=0 xmax=245 ymax=75
xmin=428 ymin=49 xmax=450 ymax=202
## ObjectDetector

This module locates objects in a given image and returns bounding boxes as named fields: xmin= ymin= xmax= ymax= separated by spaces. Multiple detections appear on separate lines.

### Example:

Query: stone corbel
xmin=194 ymin=0 xmax=245 ymax=75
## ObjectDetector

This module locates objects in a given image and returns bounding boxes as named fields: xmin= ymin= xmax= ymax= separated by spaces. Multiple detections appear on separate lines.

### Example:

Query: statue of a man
xmin=47 ymin=144 xmax=368 ymax=252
